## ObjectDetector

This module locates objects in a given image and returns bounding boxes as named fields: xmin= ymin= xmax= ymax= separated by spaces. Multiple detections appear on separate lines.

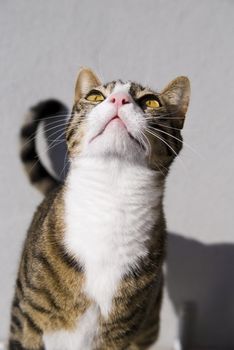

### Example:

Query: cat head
xmin=66 ymin=68 xmax=190 ymax=171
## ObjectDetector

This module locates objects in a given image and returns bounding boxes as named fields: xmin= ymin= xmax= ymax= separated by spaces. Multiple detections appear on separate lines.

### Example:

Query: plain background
xmin=0 ymin=1 xmax=234 ymax=349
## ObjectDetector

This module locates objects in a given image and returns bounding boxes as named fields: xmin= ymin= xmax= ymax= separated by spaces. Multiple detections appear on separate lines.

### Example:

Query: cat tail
xmin=20 ymin=99 xmax=68 ymax=196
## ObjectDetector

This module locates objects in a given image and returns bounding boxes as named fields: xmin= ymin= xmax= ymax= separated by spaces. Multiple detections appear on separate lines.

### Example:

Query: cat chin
xmin=85 ymin=121 xmax=144 ymax=160
xmin=82 ymin=125 xmax=146 ymax=163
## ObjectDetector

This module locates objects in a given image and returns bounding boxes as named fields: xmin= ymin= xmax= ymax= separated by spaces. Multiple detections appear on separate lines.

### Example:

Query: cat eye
xmin=139 ymin=95 xmax=161 ymax=110
xmin=145 ymin=99 xmax=160 ymax=108
xmin=86 ymin=90 xmax=105 ymax=103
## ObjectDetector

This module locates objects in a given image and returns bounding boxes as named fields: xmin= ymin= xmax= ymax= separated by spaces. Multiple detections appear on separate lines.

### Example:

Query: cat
xmin=8 ymin=68 xmax=190 ymax=350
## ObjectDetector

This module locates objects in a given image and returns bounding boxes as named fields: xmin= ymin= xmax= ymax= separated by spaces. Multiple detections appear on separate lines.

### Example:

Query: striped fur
xmin=9 ymin=68 xmax=190 ymax=349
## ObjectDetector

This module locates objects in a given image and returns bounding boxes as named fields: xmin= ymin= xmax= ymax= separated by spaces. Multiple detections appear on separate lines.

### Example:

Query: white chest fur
xmin=64 ymin=158 xmax=162 ymax=317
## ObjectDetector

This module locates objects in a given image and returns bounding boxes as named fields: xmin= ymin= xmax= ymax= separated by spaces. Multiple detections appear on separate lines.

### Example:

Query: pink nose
xmin=109 ymin=92 xmax=130 ymax=107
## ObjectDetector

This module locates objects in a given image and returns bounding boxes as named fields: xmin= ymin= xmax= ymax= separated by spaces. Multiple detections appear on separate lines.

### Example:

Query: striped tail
xmin=20 ymin=99 xmax=68 ymax=196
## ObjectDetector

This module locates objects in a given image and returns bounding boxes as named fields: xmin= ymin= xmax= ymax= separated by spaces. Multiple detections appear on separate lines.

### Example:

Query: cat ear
xmin=161 ymin=76 xmax=190 ymax=128
xmin=74 ymin=67 xmax=101 ymax=102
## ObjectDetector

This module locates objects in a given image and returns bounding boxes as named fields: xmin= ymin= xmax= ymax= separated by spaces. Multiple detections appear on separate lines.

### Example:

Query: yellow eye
xmin=86 ymin=92 xmax=105 ymax=103
xmin=145 ymin=99 xmax=160 ymax=108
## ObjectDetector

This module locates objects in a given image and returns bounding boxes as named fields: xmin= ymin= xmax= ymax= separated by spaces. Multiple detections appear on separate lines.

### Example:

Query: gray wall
xmin=0 ymin=1 xmax=234 ymax=349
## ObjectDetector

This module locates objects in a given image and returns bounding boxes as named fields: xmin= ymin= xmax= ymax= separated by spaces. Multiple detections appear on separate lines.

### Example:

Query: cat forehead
xmin=112 ymin=81 xmax=131 ymax=93
xmin=98 ymin=80 xmax=153 ymax=98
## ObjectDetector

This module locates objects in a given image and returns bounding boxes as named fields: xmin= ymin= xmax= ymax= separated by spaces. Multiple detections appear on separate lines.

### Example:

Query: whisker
xmin=145 ymin=128 xmax=187 ymax=171
xmin=140 ymin=128 xmax=168 ymax=175
xmin=149 ymin=123 xmax=182 ymax=131
xmin=153 ymin=161 xmax=167 ymax=176
xmin=138 ymin=134 xmax=148 ymax=154
xmin=47 ymin=138 xmax=66 ymax=142
xmin=21 ymin=115 xmax=89 ymax=150
xmin=140 ymin=131 xmax=151 ymax=157
xmin=157 ymin=159 xmax=169 ymax=176
xmin=144 ymin=110 xmax=177 ymax=118
xmin=28 ymin=138 xmax=66 ymax=175
xmin=155 ymin=122 xmax=196 ymax=132
xmin=46 ymin=129 xmax=67 ymax=150
xmin=144 ymin=104 xmax=184 ymax=118
xmin=146 ymin=129 xmax=178 ymax=157
xmin=147 ymin=126 xmax=202 ymax=159
xmin=43 ymin=121 xmax=70 ymax=134
xmin=31 ymin=113 xmax=73 ymax=122
xmin=21 ymin=121 xmax=70 ymax=149
xmin=145 ymin=115 xmax=185 ymax=121
xmin=59 ymin=149 xmax=70 ymax=180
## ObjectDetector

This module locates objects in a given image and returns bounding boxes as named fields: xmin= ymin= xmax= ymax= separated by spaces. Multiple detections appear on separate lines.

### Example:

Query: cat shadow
xmin=42 ymin=124 xmax=234 ymax=349
xmin=166 ymin=233 xmax=234 ymax=350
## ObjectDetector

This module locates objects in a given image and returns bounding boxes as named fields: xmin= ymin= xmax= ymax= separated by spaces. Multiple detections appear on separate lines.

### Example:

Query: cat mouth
xmin=89 ymin=116 xmax=140 ymax=145
xmin=89 ymin=116 xmax=125 ymax=143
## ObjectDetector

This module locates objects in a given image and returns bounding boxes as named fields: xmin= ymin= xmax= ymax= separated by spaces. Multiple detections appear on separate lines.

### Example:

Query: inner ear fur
xmin=161 ymin=76 xmax=190 ymax=128
xmin=74 ymin=67 xmax=101 ymax=102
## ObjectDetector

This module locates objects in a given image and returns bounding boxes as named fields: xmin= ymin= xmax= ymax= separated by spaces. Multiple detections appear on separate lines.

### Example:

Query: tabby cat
xmin=8 ymin=68 xmax=190 ymax=350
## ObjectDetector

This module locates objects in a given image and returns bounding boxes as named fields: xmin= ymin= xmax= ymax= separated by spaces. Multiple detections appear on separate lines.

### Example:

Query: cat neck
xmin=67 ymin=155 xmax=164 ymax=184
xmin=64 ymin=155 xmax=164 ymax=316
xmin=65 ymin=156 xmax=164 ymax=206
